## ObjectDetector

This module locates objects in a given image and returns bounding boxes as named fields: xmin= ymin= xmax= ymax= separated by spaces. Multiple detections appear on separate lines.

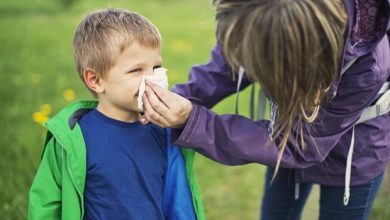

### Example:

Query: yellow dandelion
xmin=32 ymin=112 xmax=49 ymax=126
xmin=40 ymin=104 xmax=52 ymax=115
xmin=64 ymin=89 xmax=76 ymax=102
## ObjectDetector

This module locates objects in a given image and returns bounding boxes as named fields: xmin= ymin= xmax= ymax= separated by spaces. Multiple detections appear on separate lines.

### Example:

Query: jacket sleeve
xmin=28 ymin=135 xmax=62 ymax=220
xmin=171 ymin=44 xmax=251 ymax=108
xmin=170 ymin=37 xmax=389 ymax=168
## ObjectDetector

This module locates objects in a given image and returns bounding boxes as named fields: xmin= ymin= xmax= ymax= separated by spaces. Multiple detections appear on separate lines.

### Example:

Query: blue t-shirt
xmin=79 ymin=109 xmax=167 ymax=220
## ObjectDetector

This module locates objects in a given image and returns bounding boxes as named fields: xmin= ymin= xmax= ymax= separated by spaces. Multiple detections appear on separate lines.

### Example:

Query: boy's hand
xmin=142 ymin=80 xmax=192 ymax=128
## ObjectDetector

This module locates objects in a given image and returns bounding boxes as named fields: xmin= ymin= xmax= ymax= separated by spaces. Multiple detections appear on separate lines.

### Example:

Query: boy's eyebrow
xmin=126 ymin=62 xmax=146 ymax=68
xmin=128 ymin=60 xmax=163 ymax=68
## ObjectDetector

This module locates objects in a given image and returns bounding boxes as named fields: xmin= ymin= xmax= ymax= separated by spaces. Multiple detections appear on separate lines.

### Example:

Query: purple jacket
xmin=171 ymin=0 xmax=390 ymax=186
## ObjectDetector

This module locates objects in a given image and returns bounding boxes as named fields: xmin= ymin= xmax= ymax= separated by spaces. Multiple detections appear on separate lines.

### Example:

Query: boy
xmin=28 ymin=8 xmax=204 ymax=220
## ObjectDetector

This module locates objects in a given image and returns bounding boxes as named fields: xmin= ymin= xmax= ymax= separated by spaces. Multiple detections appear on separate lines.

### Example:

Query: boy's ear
xmin=83 ymin=68 xmax=104 ymax=93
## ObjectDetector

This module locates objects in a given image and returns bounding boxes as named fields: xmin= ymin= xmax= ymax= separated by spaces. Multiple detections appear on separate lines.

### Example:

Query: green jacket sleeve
xmin=28 ymin=135 xmax=63 ymax=220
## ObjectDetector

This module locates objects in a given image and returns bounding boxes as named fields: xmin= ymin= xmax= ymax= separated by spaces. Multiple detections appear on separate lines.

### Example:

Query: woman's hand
xmin=140 ymin=80 xmax=193 ymax=129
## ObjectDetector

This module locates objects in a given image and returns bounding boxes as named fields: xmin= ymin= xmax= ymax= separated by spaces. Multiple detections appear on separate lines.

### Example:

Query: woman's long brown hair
xmin=215 ymin=0 xmax=347 ymax=178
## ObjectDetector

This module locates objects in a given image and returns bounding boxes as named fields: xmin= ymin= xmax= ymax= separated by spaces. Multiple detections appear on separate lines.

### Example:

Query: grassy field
xmin=0 ymin=0 xmax=389 ymax=219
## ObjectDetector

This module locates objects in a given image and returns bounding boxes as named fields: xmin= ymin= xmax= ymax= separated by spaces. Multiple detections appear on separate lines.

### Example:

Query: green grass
xmin=0 ymin=0 xmax=389 ymax=219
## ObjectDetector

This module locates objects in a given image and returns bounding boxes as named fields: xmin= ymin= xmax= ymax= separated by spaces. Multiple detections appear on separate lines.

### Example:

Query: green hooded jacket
xmin=28 ymin=101 xmax=205 ymax=220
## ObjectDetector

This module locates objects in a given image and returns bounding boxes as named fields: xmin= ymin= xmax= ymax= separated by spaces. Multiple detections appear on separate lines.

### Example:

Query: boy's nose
xmin=144 ymin=69 xmax=154 ymax=77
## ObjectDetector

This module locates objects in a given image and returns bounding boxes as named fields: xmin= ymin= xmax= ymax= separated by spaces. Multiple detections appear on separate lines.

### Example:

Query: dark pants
xmin=260 ymin=167 xmax=384 ymax=220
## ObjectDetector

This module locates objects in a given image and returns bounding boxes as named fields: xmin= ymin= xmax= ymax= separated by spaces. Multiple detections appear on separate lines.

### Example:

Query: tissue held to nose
xmin=137 ymin=68 xmax=169 ymax=112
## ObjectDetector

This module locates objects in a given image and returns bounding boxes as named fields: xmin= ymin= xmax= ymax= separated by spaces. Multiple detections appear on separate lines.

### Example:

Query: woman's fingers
xmin=145 ymin=86 xmax=172 ymax=116
xmin=146 ymin=81 xmax=175 ymax=109
xmin=142 ymin=92 xmax=171 ymax=127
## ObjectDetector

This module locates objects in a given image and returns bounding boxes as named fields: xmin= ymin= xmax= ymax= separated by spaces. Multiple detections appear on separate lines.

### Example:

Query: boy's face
xmin=98 ymin=41 xmax=162 ymax=121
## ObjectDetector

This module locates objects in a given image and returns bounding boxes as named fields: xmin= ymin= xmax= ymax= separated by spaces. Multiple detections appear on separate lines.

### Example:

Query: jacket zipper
xmin=57 ymin=140 xmax=85 ymax=219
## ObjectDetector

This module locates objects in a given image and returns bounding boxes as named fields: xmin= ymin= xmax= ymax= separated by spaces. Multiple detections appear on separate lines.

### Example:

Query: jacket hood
xmin=45 ymin=101 xmax=97 ymax=152
xmin=343 ymin=0 xmax=390 ymax=58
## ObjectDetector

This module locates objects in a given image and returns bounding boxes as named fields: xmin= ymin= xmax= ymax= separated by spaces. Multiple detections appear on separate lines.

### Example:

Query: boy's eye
xmin=153 ymin=65 xmax=162 ymax=70
xmin=128 ymin=68 xmax=142 ymax=73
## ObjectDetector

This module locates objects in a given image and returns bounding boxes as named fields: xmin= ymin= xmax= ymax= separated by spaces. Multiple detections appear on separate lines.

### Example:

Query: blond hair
xmin=73 ymin=8 xmax=161 ymax=95
xmin=215 ymin=0 xmax=347 ymax=177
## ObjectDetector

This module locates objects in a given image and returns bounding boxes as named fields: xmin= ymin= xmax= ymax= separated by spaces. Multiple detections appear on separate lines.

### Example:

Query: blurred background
xmin=0 ymin=0 xmax=389 ymax=219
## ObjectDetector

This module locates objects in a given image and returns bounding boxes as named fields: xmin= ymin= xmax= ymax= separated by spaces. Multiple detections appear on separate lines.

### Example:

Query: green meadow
xmin=0 ymin=0 xmax=389 ymax=219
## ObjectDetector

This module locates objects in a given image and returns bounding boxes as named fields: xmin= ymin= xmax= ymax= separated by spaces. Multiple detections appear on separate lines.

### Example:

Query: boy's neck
xmin=96 ymin=103 xmax=139 ymax=123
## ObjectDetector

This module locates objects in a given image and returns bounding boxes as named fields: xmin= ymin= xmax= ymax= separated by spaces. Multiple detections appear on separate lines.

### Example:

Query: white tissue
xmin=137 ymin=68 xmax=169 ymax=112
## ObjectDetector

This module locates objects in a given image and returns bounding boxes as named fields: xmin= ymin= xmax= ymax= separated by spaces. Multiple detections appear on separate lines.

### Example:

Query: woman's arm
xmin=169 ymin=39 xmax=389 ymax=167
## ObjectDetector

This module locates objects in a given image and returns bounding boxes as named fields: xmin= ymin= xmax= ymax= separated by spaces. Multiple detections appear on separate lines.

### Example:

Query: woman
xmin=140 ymin=0 xmax=390 ymax=219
